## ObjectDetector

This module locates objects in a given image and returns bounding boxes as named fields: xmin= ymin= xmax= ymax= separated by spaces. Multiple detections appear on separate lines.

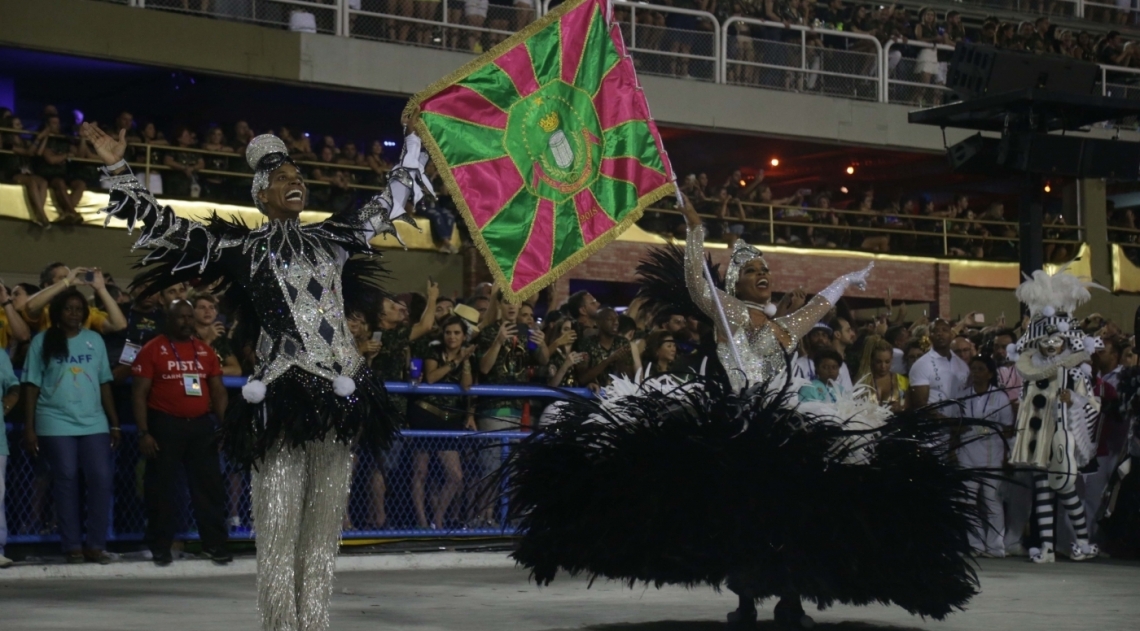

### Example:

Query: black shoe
xmin=726 ymin=607 xmax=758 ymax=626
xmin=773 ymin=597 xmax=814 ymax=629
xmin=153 ymin=550 xmax=173 ymax=567
xmin=202 ymin=547 xmax=233 ymax=565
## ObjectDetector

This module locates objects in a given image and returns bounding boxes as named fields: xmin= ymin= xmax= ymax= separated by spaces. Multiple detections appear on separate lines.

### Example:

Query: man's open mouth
xmin=285 ymin=190 xmax=303 ymax=202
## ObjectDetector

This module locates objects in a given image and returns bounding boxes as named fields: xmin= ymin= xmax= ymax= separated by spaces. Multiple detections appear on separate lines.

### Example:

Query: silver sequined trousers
xmin=252 ymin=438 xmax=353 ymax=631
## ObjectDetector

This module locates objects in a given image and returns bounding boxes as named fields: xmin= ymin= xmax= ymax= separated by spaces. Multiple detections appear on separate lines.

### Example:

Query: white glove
xmin=819 ymin=262 xmax=874 ymax=306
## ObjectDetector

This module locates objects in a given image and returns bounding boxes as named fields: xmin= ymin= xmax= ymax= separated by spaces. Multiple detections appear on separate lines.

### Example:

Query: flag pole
xmin=601 ymin=0 xmax=734 ymax=369
xmin=703 ymin=257 xmax=744 ymax=377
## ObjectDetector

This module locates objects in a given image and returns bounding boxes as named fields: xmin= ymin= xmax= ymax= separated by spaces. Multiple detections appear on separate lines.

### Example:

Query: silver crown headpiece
xmin=724 ymin=239 xmax=766 ymax=298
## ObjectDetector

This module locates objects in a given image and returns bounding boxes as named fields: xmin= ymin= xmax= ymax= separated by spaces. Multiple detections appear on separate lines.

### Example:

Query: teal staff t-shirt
xmin=0 ymin=349 xmax=18 ymax=455
xmin=21 ymin=329 xmax=112 ymax=437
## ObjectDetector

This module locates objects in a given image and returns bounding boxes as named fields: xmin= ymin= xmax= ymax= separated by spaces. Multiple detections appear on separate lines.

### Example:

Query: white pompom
xmin=1042 ymin=305 xmax=1056 ymax=317
xmin=1057 ymin=320 xmax=1070 ymax=332
xmin=242 ymin=379 xmax=267 ymax=404
xmin=1005 ymin=343 xmax=1019 ymax=362
xmin=333 ymin=375 xmax=356 ymax=397
xmin=763 ymin=303 xmax=777 ymax=317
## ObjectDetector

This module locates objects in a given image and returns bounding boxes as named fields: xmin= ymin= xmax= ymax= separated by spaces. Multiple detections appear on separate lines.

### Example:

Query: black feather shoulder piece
xmin=635 ymin=245 xmax=722 ymax=325
xmin=129 ymin=211 xmax=252 ymax=296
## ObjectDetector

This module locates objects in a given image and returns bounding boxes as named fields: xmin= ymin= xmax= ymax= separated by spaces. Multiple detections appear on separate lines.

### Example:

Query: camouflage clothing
xmin=474 ymin=322 xmax=537 ymax=412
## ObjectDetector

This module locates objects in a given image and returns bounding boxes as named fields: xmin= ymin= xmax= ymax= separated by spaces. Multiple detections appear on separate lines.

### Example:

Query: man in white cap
xmin=80 ymin=118 xmax=428 ymax=631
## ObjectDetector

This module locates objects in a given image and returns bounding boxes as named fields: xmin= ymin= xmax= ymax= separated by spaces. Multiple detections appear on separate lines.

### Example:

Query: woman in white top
xmin=958 ymin=355 xmax=1015 ymax=557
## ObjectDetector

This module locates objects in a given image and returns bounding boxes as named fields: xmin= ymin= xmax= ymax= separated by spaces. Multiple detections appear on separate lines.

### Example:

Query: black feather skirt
xmin=502 ymin=377 xmax=989 ymax=620
xmin=222 ymin=364 xmax=400 ymax=468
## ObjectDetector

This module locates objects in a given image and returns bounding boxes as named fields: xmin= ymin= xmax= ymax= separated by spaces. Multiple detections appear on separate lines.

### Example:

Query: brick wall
xmin=542 ymin=239 xmax=951 ymax=317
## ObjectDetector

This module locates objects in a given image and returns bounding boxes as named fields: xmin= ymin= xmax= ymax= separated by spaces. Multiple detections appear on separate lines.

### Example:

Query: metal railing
xmin=641 ymin=199 xmax=1082 ymax=260
xmin=1102 ymin=64 xmax=1140 ymax=101
xmin=88 ymin=0 xmax=1140 ymax=109
xmin=133 ymin=0 xmax=343 ymax=35
xmin=0 ymin=127 xmax=397 ymax=204
xmin=346 ymin=1 xmax=520 ymax=53
xmin=1 ymin=126 xmax=1089 ymax=260
xmin=1110 ymin=223 xmax=1140 ymax=249
xmin=883 ymin=40 xmax=957 ymax=107
xmin=3 ymin=381 xmax=593 ymax=544
xmin=721 ymin=17 xmax=883 ymax=102
xmin=613 ymin=2 xmax=721 ymax=83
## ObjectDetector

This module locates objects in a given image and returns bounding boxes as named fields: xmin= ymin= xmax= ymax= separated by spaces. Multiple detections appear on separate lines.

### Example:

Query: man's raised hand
xmin=79 ymin=122 xmax=127 ymax=168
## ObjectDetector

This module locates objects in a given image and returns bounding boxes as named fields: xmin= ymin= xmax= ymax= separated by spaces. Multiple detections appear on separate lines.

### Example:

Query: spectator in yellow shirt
xmin=20 ymin=265 xmax=126 ymax=334
xmin=1 ymin=281 xmax=32 ymax=352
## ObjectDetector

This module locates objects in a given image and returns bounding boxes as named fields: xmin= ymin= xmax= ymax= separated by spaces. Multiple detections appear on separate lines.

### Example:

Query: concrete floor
xmin=2 ymin=557 xmax=1139 ymax=631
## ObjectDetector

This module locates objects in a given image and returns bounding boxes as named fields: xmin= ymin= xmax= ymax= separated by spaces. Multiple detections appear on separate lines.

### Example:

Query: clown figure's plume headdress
xmin=1014 ymin=265 xmax=1105 ymax=352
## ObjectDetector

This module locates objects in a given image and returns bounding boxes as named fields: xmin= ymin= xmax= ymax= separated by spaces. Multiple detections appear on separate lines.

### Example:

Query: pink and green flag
xmin=406 ymin=0 xmax=676 ymax=303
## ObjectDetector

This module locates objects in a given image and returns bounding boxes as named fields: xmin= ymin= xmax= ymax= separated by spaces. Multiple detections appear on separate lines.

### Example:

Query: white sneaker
xmin=1070 ymin=541 xmax=1099 ymax=562
xmin=1030 ymin=546 xmax=1055 ymax=563
xmin=0 ymin=554 xmax=13 ymax=569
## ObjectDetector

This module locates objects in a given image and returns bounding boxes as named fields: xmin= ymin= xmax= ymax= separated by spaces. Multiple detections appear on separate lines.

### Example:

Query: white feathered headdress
xmin=1014 ymin=265 xmax=1100 ymax=320
xmin=1014 ymin=265 xmax=1105 ymax=352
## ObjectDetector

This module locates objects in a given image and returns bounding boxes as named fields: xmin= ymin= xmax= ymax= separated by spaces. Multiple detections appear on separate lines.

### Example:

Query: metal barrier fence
xmin=721 ymin=18 xmax=882 ymax=103
xmin=88 ymin=0 xmax=1140 ymax=108
xmin=2 ymin=381 xmax=590 ymax=544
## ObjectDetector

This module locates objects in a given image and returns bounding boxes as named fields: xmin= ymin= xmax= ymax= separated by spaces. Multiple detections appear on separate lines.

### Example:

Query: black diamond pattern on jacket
xmin=307 ymin=277 xmax=324 ymax=300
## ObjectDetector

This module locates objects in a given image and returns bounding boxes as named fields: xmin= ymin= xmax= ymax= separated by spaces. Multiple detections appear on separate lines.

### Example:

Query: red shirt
xmin=132 ymin=334 xmax=222 ymax=418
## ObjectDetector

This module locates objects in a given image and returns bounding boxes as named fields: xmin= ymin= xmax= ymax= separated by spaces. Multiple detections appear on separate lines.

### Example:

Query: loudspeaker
xmin=946 ymin=133 xmax=1004 ymax=174
xmin=1001 ymin=132 xmax=1140 ymax=179
xmin=946 ymin=43 xmax=1099 ymax=99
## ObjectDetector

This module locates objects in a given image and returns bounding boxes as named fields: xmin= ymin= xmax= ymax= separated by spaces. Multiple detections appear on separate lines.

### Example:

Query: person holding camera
xmin=19 ymin=265 xmax=127 ymax=336
xmin=475 ymin=295 xmax=548 ymax=427
xmin=370 ymin=280 xmax=441 ymax=414
xmin=131 ymin=300 xmax=231 ymax=566
xmin=471 ymin=294 xmax=548 ymax=526
xmin=576 ymin=307 xmax=634 ymax=389
xmin=411 ymin=315 xmax=477 ymax=530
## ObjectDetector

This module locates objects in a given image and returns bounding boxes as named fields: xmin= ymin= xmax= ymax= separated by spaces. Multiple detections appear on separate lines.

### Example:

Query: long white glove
xmin=818 ymin=262 xmax=874 ymax=306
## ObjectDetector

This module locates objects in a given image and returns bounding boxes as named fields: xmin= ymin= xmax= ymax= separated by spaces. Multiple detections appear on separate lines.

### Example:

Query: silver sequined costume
xmin=101 ymin=133 xmax=429 ymax=631
xmin=684 ymin=226 xmax=840 ymax=390
xmin=505 ymin=230 xmax=989 ymax=625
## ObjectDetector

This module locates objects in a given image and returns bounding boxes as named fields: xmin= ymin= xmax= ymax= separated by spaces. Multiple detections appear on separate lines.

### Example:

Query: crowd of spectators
xmin=0 ymin=106 xmax=463 ymax=251
xmin=638 ymin=164 xmax=1083 ymax=262
xmin=792 ymin=304 xmax=1137 ymax=558
xmin=4 ymin=256 xmax=1139 ymax=564
xmin=0 ymin=102 xmax=1088 ymax=263
xmin=600 ymin=2 xmax=1140 ymax=96
xmin=0 ymin=100 xmax=1100 ymax=264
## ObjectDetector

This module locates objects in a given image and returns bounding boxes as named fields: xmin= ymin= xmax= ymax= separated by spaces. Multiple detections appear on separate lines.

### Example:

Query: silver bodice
xmin=685 ymin=226 xmax=832 ymax=391
xmin=246 ymin=220 xmax=362 ymax=385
